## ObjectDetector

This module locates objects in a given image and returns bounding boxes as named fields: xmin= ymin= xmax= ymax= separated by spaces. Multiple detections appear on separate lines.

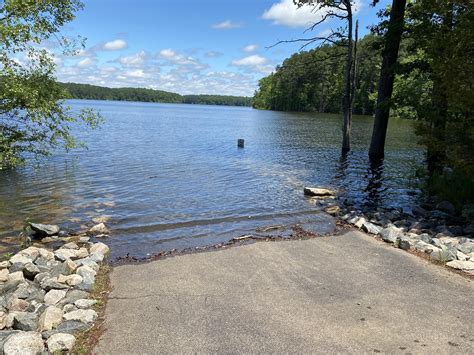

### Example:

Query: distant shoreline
xmin=61 ymin=82 xmax=253 ymax=108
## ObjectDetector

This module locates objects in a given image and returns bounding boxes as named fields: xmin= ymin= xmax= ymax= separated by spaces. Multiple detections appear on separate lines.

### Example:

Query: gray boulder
xmin=379 ymin=226 xmax=402 ymax=243
xmin=29 ymin=223 xmax=60 ymax=237
xmin=47 ymin=333 xmax=76 ymax=352
xmin=12 ymin=312 xmax=38 ymax=331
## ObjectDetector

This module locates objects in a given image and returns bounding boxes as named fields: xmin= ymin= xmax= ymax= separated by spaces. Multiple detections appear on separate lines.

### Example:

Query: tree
xmin=0 ymin=0 xmax=101 ymax=168
xmin=277 ymin=0 xmax=359 ymax=152
xmin=368 ymin=0 xmax=407 ymax=159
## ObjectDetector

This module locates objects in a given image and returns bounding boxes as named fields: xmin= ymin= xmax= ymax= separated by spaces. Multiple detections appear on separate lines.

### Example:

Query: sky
xmin=51 ymin=0 xmax=391 ymax=97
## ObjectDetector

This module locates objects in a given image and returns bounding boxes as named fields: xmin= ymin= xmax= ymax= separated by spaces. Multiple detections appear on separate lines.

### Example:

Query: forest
xmin=61 ymin=83 xmax=252 ymax=107
xmin=254 ymin=0 xmax=473 ymax=208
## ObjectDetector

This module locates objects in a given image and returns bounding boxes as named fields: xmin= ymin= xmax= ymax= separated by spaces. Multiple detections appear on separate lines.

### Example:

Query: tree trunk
xmin=342 ymin=2 xmax=353 ymax=152
xmin=368 ymin=0 xmax=407 ymax=159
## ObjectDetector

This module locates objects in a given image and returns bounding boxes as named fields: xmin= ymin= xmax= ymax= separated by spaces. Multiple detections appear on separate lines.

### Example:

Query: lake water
xmin=0 ymin=100 xmax=424 ymax=258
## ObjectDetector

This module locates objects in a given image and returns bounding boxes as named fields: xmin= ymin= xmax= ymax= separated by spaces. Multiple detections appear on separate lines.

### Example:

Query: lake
xmin=0 ymin=100 xmax=424 ymax=258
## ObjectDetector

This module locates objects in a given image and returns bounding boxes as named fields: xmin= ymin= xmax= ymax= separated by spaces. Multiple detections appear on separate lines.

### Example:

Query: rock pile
xmin=340 ymin=208 xmax=474 ymax=275
xmin=0 ymin=234 xmax=109 ymax=354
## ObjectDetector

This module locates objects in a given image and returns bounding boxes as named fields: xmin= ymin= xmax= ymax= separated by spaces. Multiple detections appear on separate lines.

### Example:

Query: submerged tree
xmin=282 ymin=0 xmax=360 ymax=152
xmin=368 ymin=0 xmax=407 ymax=159
xmin=0 ymin=0 xmax=101 ymax=168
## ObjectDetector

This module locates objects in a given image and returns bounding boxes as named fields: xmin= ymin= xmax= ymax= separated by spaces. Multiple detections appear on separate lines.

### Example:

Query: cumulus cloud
xmin=159 ymin=48 xmax=177 ymax=59
xmin=263 ymin=0 xmax=362 ymax=28
xmin=232 ymin=55 xmax=267 ymax=66
xmin=211 ymin=20 xmax=242 ymax=29
xmin=119 ymin=50 xmax=147 ymax=67
xmin=243 ymin=44 xmax=258 ymax=53
xmin=102 ymin=39 xmax=128 ymax=51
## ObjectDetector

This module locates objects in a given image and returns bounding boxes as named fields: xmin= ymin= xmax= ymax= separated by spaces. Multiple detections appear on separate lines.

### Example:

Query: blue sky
xmin=53 ymin=0 xmax=390 ymax=96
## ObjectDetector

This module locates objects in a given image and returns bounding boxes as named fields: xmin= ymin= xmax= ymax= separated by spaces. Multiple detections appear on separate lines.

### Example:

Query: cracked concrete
xmin=94 ymin=231 xmax=474 ymax=354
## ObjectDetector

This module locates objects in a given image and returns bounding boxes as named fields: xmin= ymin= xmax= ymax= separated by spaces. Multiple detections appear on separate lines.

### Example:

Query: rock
xmin=0 ymin=331 xmax=20 ymax=351
xmin=457 ymin=251 xmax=469 ymax=261
xmin=47 ymin=333 xmax=76 ymax=352
xmin=61 ymin=290 xmax=89 ymax=305
xmin=63 ymin=309 xmax=97 ymax=323
xmin=362 ymin=221 xmax=381 ymax=235
xmin=8 ymin=298 xmax=29 ymax=312
xmin=303 ymin=187 xmax=336 ymax=197
xmin=8 ymin=272 xmax=24 ymax=282
xmin=0 ymin=269 xmax=9 ymax=282
xmin=446 ymin=260 xmax=474 ymax=271
xmin=40 ymin=277 xmax=69 ymax=291
xmin=418 ymin=233 xmax=433 ymax=243
xmin=54 ymin=248 xmax=78 ymax=261
xmin=430 ymin=247 xmax=457 ymax=262
xmin=88 ymin=252 xmax=104 ymax=263
xmin=76 ymin=247 xmax=89 ymax=259
xmin=62 ymin=242 xmax=79 ymax=250
xmin=3 ymin=331 xmax=44 ymax=355
xmin=22 ymin=263 xmax=40 ymax=280
xmin=87 ymin=223 xmax=110 ymax=236
xmin=0 ymin=311 xmax=8 ymax=329
xmin=38 ymin=248 xmax=55 ymax=261
xmin=44 ymin=289 xmax=67 ymax=305
xmin=64 ymin=274 xmax=83 ymax=287
xmin=415 ymin=241 xmax=440 ymax=254
xmin=398 ymin=238 xmax=411 ymax=251
xmin=89 ymin=242 xmax=109 ymax=257
xmin=324 ymin=205 xmax=340 ymax=216
xmin=0 ymin=280 xmax=21 ymax=297
xmin=62 ymin=304 xmax=76 ymax=313
xmin=0 ymin=261 xmax=10 ymax=269
xmin=42 ymin=320 xmax=89 ymax=338
xmin=12 ymin=312 xmax=38 ymax=331
xmin=74 ymin=299 xmax=96 ymax=309
xmin=9 ymin=254 xmax=31 ymax=265
xmin=76 ymin=265 xmax=97 ymax=288
xmin=38 ymin=306 xmax=63 ymax=331
xmin=29 ymin=223 xmax=60 ymax=237
xmin=75 ymin=258 xmax=99 ymax=272
xmin=354 ymin=217 xmax=366 ymax=229
xmin=379 ymin=226 xmax=402 ymax=244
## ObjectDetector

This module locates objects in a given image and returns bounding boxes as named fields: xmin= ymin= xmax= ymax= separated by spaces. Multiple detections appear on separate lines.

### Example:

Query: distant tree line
xmin=61 ymin=83 xmax=252 ymax=107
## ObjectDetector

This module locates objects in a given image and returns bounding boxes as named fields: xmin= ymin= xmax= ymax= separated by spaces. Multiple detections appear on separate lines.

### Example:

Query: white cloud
xmin=232 ymin=55 xmax=267 ymax=66
xmin=243 ymin=44 xmax=258 ymax=52
xmin=211 ymin=20 xmax=242 ymax=29
xmin=102 ymin=39 xmax=128 ymax=51
xmin=159 ymin=48 xmax=176 ymax=59
xmin=119 ymin=50 xmax=147 ymax=67
xmin=205 ymin=51 xmax=223 ymax=58
xmin=126 ymin=69 xmax=146 ymax=78
xmin=263 ymin=0 xmax=362 ymax=28
xmin=77 ymin=57 xmax=95 ymax=68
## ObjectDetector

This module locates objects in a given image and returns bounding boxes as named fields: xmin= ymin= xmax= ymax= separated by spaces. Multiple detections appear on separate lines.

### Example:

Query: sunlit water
xmin=0 ymin=100 xmax=424 ymax=258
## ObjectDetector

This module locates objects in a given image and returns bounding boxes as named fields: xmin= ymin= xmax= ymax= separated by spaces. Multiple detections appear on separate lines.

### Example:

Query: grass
xmin=71 ymin=261 xmax=112 ymax=354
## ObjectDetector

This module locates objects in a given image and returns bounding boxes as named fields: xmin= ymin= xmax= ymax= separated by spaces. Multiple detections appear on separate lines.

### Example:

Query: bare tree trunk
xmin=342 ymin=1 xmax=353 ymax=152
xmin=368 ymin=0 xmax=407 ymax=159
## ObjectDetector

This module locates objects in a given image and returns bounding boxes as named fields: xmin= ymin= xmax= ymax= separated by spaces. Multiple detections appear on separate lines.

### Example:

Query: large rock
xmin=3 ymin=331 xmax=44 ymax=355
xmin=29 ymin=223 xmax=60 ymax=237
xmin=12 ymin=312 xmax=38 ymax=331
xmin=87 ymin=223 xmax=110 ymax=236
xmin=446 ymin=260 xmax=474 ymax=271
xmin=362 ymin=221 xmax=381 ymax=235
xmin=23 ymin=263 xmax=40 ymax=280
xmin=44 ymin=289 xmax=67 ymax=305
xmin=47 ymin=333 xmax=76 ymax=352
xmin=40 ymin=277 xmax=69 ymax=291
xmin=89 ymin=242 xmax=110 ymax=256
xmin=54 ymin=248 xmax=79 ymax=261
xmin=304 ymin=187 xmax=336 ymax=197
xmin=38 ymin=306 xmax=63 ymax=331
xmin=61 ymin=290 xmax=90 ymax=305
xmin=63 ymin=309 xmax=97 ymax=323
xmin=379 ymin=226 xmax=403 ymax=244
xmin=75 ymin=299 xmax=96 ymax=309
xmin=430 ymin=247 xmax=457 ymax=262
xmin=8 ymin=254 xmax=31 ymax=265
xmin=76 ymin=265 xmax=96 ymax=287
xmin=0 ymin=269 xmax=9 ymax=282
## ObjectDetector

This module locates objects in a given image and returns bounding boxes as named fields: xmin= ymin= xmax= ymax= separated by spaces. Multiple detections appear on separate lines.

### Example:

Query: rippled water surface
xmin=0 ymin=100 xmax=423 ymax=258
